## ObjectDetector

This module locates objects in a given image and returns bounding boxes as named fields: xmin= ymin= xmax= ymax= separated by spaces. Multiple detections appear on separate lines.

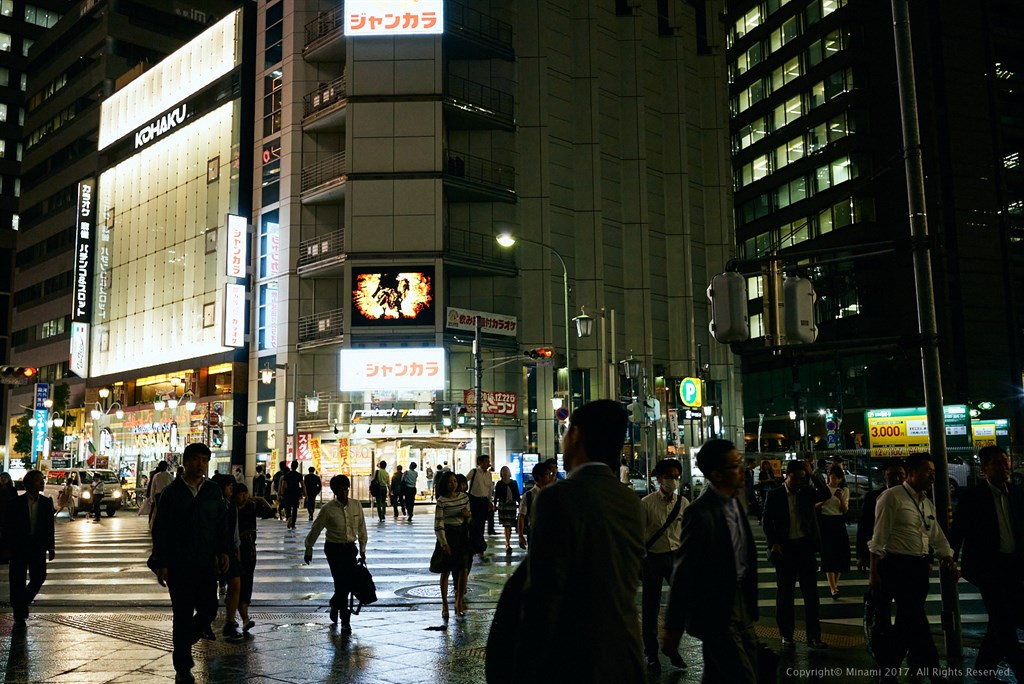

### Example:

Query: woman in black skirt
xmin=432 ymin=471 xmax=471 ymax=620
xmin=492 ymin=466 xmax=521 ymax=555
xmin=816 ymin=464 xmax=850 ymax=600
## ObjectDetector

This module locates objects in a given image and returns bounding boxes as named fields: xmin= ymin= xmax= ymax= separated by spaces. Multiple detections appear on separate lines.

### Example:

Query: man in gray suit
xmin=515 ymin=400 xmax=645 ymax=683
xmin=662 ymin=439 xmax=759 ymax=683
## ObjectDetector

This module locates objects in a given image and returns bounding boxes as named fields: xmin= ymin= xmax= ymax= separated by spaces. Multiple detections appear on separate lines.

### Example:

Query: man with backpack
xmin=303 ymin=467 xmax=322 ymax=521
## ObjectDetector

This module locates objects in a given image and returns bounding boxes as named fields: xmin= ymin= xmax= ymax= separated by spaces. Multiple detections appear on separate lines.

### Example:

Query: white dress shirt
xmin=467 ymin=466 xmax=494 ymax=498
xmin=868 ymin=482 xmax=953 ymax=559
xmin=305 ymin=498 xmax=368 ymax=555
xmin=820 ymin=486 xmax=849 ymax=516
xmin=641 ymin=489 xmax=688 ymax=553
xmin=988 ymin=480 xmax=1016 ymax=554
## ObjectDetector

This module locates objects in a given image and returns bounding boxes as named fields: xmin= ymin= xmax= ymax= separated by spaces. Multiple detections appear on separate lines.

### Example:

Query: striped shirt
xmin=434 ymin=492 xmax=470 ymax=545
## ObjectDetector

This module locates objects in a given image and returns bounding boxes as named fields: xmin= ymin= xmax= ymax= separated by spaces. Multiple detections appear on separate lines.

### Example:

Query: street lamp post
xmin=573 ymin=306 xmax=617 ymax=400
xmin=496 ymin=232 xmax=574 ymax=415
xmin=261 ymin=362 xmax=296 ymax=464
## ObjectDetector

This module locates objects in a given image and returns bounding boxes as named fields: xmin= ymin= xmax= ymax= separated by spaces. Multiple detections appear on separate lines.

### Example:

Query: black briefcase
xmin=348 ymin=560 xmax=377 ymax=614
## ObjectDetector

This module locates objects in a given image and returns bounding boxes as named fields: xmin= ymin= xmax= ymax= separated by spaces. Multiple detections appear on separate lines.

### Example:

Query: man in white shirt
xmin=869 ymin=452 xmax=959 ymax=683
xmin=149 ymin=461 xmax=173 ymax=525
xmin=641 ymin=457 xmax=689 ymax=671
xmin=466 ymin=454 xmax=494 ymax=558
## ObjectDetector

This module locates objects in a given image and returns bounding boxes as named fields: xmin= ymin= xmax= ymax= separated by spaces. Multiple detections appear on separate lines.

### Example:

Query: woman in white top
xmin=816 ymin=464 xmax=850 ymax=600
xmin=304 ymin=474 xmax=368 ymax=634
xmin=432 ymin=471 xmax=471 ymax=620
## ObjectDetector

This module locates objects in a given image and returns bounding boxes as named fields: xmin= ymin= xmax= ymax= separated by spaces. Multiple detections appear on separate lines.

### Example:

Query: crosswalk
xmin=0 ymin=507 xmax=991 ymax=632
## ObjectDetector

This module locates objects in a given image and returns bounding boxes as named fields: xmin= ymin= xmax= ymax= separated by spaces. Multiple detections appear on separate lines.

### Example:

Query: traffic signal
xmin=524 ymin=347 xmax=555 ymax=359
xmin=0 ymin=366 xmax=38 ymax=384
xmin=782 ymin=275 xmax=818 ymax=344
xmin=707 ymin=271 xmax=749 ymax=343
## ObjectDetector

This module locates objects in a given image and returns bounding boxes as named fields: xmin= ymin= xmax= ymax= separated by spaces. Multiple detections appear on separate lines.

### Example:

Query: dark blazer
xmin=762 ymin=478 xmax=830 ymax=551
xmin=493 ymin=480 xmax=521 ymax=506
xmin=950 ymin=481 xmax=1024 ymax=585
xmin=516 ymin=462 xmax=645 ymax=683
xmin=856 ymin=488 xmax=886 ymax=562
xmin=665 ymin=487 xmax=758 ymax=640
xmin=151 ymin=478 xmax=231 ymax=571
xmin=5 ymin=492 xmax=56 ymax=555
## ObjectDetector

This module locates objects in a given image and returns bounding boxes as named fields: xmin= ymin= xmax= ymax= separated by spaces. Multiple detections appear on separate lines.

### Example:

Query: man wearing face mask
xmin=640 ymin=458 xmax=689 ymax=671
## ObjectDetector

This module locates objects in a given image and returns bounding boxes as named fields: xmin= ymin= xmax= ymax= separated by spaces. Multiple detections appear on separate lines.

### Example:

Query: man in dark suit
xmin=950 ymin=446 xmax=1024 ymax=682
xmin=761 ymin=459 xmax=831 ymax=650
xmin=856 ymin=458 xmax=907 ymax=571
xmin=5 ymin=470 xmax=56 ymax=628
xmin=515 ymin=400 xmax=645 ymax=683
xmin=663 ymin=439 xmax=759 ymax=683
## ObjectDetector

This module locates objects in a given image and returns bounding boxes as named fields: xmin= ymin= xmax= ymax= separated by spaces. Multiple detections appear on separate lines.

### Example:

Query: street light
xmin=260 ymin=362 xmax=296 ymax=461
xmin=574 ymin=306 xmax=617 ymax=400
xmin=496 ymin=231 xmax=574 ymax=415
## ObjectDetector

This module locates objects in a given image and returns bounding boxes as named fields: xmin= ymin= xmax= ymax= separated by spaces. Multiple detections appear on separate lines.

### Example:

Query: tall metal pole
xmin=474 ymin=317 xmax=484 ymax=465
xmin=560 ymin=258 xmax=572 ymax=412
xmin=891 ymin=0 xmax=960 ymax=659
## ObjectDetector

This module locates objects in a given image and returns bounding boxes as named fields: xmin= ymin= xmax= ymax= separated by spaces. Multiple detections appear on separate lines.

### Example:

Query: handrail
xmin=298 ymin=229 xmax=345 ymax=268
xmin=304 ymin=6 xmax=344 ymax=47
xmin=446 ymin=1 xmax=513 ymax=47
xmin=303 ymin=76 xmax=347 ymax=118
xmin=298 ymin=308 xmax=344 ymax=343
xmin=445 ymin=226 xmax=515 ymax=265
xmin=444 ymin=150 xmax=515 ymax=190
xmin=301 ymin=152 xmax=347 ymax=193
xmin=445 ymin=74 xmax=514 ymax=118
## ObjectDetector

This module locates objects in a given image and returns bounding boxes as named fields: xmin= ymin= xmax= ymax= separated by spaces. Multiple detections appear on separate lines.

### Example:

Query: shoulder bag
xmin=645 ymin=495 xmax=683 ymax=550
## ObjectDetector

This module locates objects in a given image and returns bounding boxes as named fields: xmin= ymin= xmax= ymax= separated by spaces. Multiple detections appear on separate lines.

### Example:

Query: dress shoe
xmin=330 ymin=606 xmax=339 ymax=623
xmin=174 ymin=673 xmax=196 ymax=684
xmin=222 ymin=621 xmax=240 ymax=639
xmin=646 ymin=657 xmax=661 ymax=672
xmin=807 ymin=639 xmax=829 ymax=650
xmin=200 ymin=625 xmax=216 ymax=641
xmin=242 ymin=620 xmax=255 ymax=633
xmin=831 ymin=590 xmax=840 ymax=600
xmin=781 ymin=637 xmax=795 ymax=649
xmin=340 ymin=624 xmax=352 ymax=636
xmin=660 ymin=647 xmax=688 ymax=669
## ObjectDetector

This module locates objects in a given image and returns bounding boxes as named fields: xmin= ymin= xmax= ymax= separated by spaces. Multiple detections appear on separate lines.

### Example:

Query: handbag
xmin=429 ymin=542 xmax=446 ymax=573
xmin=137 ymin=497 xmax=152 ymax=517
xmin=369 ymin=477 xmax=380 ymax=498
xmin=349 ymin=559 xmax=377 ymax=614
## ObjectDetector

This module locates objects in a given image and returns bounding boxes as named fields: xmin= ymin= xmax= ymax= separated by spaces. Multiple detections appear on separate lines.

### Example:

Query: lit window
xmin=0 ymin=33 xmax=11 ymax=52
xmin=0 ymin=1 xmax=10 ymax=16
xmin=750 ymin=313 xmax=764 ymax=339
xmin=752 ymin=154 xmax=770 ymax=182
xmin=831 ymin=157 xmax=852 ymax=185
xmin=1004 ymin=152 xmax=1020 ymax=170
xmin=11 ymin=213 xmax=18 ymax=231
xmin=747 ymin=276 xmax=764 ymax=300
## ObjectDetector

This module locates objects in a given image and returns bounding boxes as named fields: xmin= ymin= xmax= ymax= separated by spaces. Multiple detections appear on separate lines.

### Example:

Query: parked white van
xmin=44 ymin=468 xmax=124 ymax=517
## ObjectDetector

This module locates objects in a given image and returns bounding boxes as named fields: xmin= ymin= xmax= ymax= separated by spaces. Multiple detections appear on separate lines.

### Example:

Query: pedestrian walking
xmin=390 ymin=465 xmax=404 ymax=518
xmin=232 ymin=482 xmax=274 ymax=635
xmin=620 ymin=457 xmax=631 ymax=485
xmin=0 ymin=472 xmax=18 ymax=565
xmin=271 ymin=461 xmax=287 ymax=520
xmin=425 ymin=464 xmax=434 ymax=501
xmin=151 ymin=443 xmax=232 ymax=684
xmin=513 ymin=400 xmax=645 ymax=683
xmin=856 ymin=458 xmax=906 ymax=571
xmin=149 ymin=461 xmax=173 ymax=526
xmin=950 ymin=446 xmax=1024 ymax=682
xmin=517 ymin=461 xmax=557 ymax=549
xmin=493 ymin=466 xmax=521 ymax=556
xmin=663 ymin=439 xmax=759 ymax=683
xmin=402 ymin=462 xmax=419 ymax=521
xmin=641 ymin=458 xmax=689 ymax=671
xmin=466 ymin=455 xmax=494 ymax=557
xmin=54 ymin=478 xmax=75 ymax=520
xmin=304 ymin=474 xmax=368 ymax=635
xmin=251 ymin=465 xmax=267 ymax=499
xmin=89 ymin=473 xmax=105 ymax=522
xmin=371 ymin=461 xmax=390 ymax=522
xmin=762 ymin=459 xmax=831 ymax=650
xmin=868 ymin=452 xmax=959 ymax=683
xmin=281 ymin=461 xmax=304 ymax=529
xmin=304 ymin=467 xmax=322 ymax=521
xmin=211 ymin=474 xmax=242 ymax=640
xmin=432 ymin=470 xmax=471 ymax=621
xmin=816 ymin=464 xmax=850 ymax=600
xmin=5 ymin=470 xmax=55 ymax=629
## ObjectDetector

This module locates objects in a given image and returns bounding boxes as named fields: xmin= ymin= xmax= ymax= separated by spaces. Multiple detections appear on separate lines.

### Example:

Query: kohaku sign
xmin=865 ymin=405 xmax=970 ymax=456
xmin=134 ymin=103 xmax=188 ymax=150
xmin=679 ymin=377 xmax=703 ymax=408
xmin=345 ymin=0 xmax=443 ymax=36
xmin=339 ymin=348 xmax=445 ymax=391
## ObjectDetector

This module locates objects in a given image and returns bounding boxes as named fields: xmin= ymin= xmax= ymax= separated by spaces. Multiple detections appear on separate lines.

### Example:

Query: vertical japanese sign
xmin=297 ymin=433 xmax=313 ymax=461
xmin=223 ymin=283 xmax=246 ymax=347
xmin=226 ymin=214 xmax=247 ymax=278
xmin=32 ymin=383 xmax=50 ymax=462
xmin=69 ymin=178 xmax=96 ymax=378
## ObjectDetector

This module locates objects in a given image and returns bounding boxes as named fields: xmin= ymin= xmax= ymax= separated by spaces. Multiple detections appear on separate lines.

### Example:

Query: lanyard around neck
xmin=901 ymin=483 xmax=932 ymax=532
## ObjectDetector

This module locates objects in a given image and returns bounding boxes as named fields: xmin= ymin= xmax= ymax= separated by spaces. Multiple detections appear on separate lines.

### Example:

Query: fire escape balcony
xmin=443 ymin=74 xmax=515 ymax=131
xmin=444 ymin=226 xmax=517 ymax=276
xmin=297 ymin=228 xmax=346 ymax=278
xmin=303 ymin=76 xmax=347 ymax=132
xmin=444 ymin=1 xmax=514 ymax=61
xmin=443 ymin=150 xmax=516 ymax=203
xmin=303 ymin=6 xmax=346 ymax=62
xmin=301 ymin=152 xmax=347 ymax=205
xmin=298 ymin=307 xmax=345 ymax=350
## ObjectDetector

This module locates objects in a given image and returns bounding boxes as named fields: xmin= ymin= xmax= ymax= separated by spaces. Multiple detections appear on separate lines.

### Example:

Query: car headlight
xmin=82 ymin=491 xmax=91 ymax=499
xmin=113 ymin=490 xmax=122 ymax=498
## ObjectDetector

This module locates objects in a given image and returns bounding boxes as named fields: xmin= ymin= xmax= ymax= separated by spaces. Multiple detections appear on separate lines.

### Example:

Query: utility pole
xmin=474 ymin=317 xmax=484 ymax=465
xmin=891 ymin=0 xmax=960 ymax=659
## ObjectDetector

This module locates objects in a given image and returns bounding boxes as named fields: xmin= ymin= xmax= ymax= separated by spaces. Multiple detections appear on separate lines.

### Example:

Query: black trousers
xmin=305 ymin=496 xmax=317 ymax=519
xmin=374 ymin=492 xmax=387 ymax=521
xmin=239 ymin=550 xmax=256 ymax=606
xmin=469 ymin=495 xmax=489 ymax=553
xmin=10 ymin=545 xmax=47 ymax=620
xmin=324 ymin=542 xmax=357 ymax=623
xmin=284 ymin=499 xmax=299 ymax=527
xmin=701 ymin=588 xmax=758 ymax=683
xmin=877 ymin=554 xmax=940 ymax=676
xmin=774 ymin=538 xmax=822 ymax=641
xmin=641 ymin=551 xmax=675 ymax=658
xmin=402 ymin=487 xmax=416 ymax=520
xmin=975 ymin=558 xmax=1024 ymax=678
xmin=92 ymin=495 xmax=103 ymax=521
xmin=167 ymin=565 xmax=218 ymax=675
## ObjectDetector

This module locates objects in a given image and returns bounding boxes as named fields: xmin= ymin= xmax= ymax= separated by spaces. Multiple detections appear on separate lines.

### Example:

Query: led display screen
xmin=351 ymin=267 xmax=434 ymax=326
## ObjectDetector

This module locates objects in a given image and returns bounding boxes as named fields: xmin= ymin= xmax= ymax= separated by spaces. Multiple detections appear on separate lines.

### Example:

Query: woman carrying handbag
xmin=430 ymin=471 xmax=471 ymax=621
xmin=493 ymin=467 xmax=521 ymax=556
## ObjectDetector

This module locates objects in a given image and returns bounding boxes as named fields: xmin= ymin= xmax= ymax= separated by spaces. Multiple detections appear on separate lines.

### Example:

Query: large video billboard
xmin=351 ymin=267 xmax=434 ymax=327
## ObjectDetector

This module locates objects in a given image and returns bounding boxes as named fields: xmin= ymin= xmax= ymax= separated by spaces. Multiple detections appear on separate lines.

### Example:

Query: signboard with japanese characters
xmin=445 ymin=307 xmax=517 ymax=337
xmin=463 ymin=390 xmax=518 ymax=416
xmin=223 ymin=283 xmax=246 ymax=347
xmin=345 ymin=0 xmax=443 ymax=36
xmin=71 ymin=178 xmax=96 ymax=324
xmin=339 ymin=348 xmax=445 ymax=391
xmin=226 ymin=214 xmax=247 ymax=278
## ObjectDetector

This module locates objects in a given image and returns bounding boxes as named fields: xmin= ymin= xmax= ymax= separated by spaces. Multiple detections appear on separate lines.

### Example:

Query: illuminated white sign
xmin=266 ymin=221 xmax=281 ymax=277
xmin=226 ymin=214 xmax=248 ymax=278
xmin=69 ymin=323 xmax=90 ymax=378
xmin=71 ymin=179 xmax=96 ymax=323
xmin=134 ymin=103 xmax=187 ymax=149
xmin=339 ymin=348 xmax=445 ymax=391
xmin=345 ymin=0 xmax=444 ymax=36
xmin=223 ymin=283 xmax=246 ymax=347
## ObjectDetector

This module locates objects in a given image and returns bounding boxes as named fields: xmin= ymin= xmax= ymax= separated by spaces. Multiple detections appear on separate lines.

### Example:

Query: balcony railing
xmin=305 ymin=6 xmax=344 ymax=47
xmin=445 ymin=74 xmax=514 ymax=120
xmin=298 ymin=229 xmax=345 ymax=269
xmin=445 ymin=151 xmax=515 ymax=190
xmin=446 ymin=1 xmax=513 ymax=50
xmin=301 ymin=152 xmax=347 ymax=193
xmin=445 ymin=226 xmax=515 ymax=266
xmin=298 ymin=308 xmax=344 ymax=344
xmin=303 ymin=76 xmax=347 ymax=119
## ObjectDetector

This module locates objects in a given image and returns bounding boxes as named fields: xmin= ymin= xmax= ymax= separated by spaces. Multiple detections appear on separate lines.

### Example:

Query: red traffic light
xmin=524 ymin=348 xmax=555 ymax=359
xmin=22 ymin=367 xmax=36 ymax=377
